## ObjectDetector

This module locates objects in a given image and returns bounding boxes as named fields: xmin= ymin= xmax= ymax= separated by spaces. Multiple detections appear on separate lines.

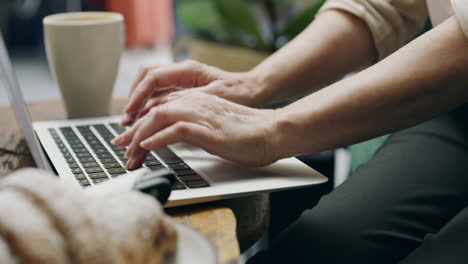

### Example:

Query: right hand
xmin=121 ymin=60 xmax=264 ymax=126
xmin=114 ymin=92 xmax=282 ymax=169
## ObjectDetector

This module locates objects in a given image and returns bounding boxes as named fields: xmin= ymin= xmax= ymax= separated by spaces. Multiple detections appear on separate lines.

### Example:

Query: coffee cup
xmin=43 ymin=12 xmax=124 ymax=118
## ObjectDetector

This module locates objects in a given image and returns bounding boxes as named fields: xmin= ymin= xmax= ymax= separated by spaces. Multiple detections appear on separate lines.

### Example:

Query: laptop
xmin=0 ymin=35 xmax=327 ymax=207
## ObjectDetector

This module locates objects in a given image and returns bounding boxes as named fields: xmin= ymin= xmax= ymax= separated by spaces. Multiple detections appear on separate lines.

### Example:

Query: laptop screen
xmin=0 ymin=34 xmax=50 ymax=170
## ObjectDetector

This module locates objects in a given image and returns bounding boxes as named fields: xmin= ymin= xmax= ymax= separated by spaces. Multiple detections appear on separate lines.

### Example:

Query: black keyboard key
xmin=147 ymin=164 xmax=165 ymax=170
xmin=78 ymin=179 xmax=91 ymax=186
xmin=71 ymin=168 xmax=83 ymax=174
xmin=93 ymin=124 xmax=107 ymax=130
xmin=69 ymin=143 xmax=85 ymax=149
xmin=103 ymin=162 xmax=122 ymax=169
xmin=76 ymin=125 xmax=91 ymax=131
xmin=168 ymin=162 xmax=191 ymax=171
xmin=85 ymin=167 xmax=104 ymax=174
xmin=76 ymin=152 xmax=92 ymax=158
xmin=74 ymin=174 xmax=87 ymax=180
xmin=171 ymin=180 xmax=187 ymax=190
xmin=68 ymin=139 xmax=82 ymax=145
xmin=96 ymin=153 xmax=112 ymax=159
xmin=100 ymin=158 xmax=117 ymax=164
xmin=63 ymin=152 xmax=72 ymax=158
xmin=107 ymin=167 xmax=126 ymax=175
xmin=110 ymin=145 xmax=126 ymax=151
xmin=109 ymin=123 xmax=126 ymax=134
xmin=65 ymin=157 xmax=76 ymax=163
xmin=145 ymin=155 xmax=157 ymax=161
xmin=81 ymin=162 xmax=100 ymax=168
xmin=153 ymin=147 xmax=183 ymax=164
xmin=68 ymin=162 xmax=80 ymax=169
xmin=93 ymin=148 xmax=109 ymax=154
xmin=72 ymin=147 xmax=89 ymax=153
xmin=89 ymin=143 xmax=105 ymax=149
xmin=94 ymin=125 xmax=115 ymax=138
xmin=78 ymin=157 xmax=95 ymax=163
xmin=179 ymin=174 xmax=203 ymax=182
xmin=83 ymin=135 xmax=98 ymax=141
xmin=175 ymin=169 xmax=197 ymax=176
xmin=114 ymin=150 xmax=126 ymax=156
xmin=88 ymin=172 xmax=108 ymax=179
xmin=144 ymin=160 xmax=162 ymax=166
xmin=59 ymin=147 xmax=69 ymax=154
xmin=92 ymin=178 xmax=109 ymax=184
xmin=87 ymin=139 xmax=102 ymax=145
xmin=185 ymin=180 xmax=209 ymax=188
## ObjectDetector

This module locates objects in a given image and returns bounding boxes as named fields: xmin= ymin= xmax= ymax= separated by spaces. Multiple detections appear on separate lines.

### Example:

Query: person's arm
xmin=251 ymin=0 xmax=430 ymax=105
xmin=121 ymin=9 xmax=376 ymax=124
xmin=247 ymin=9 xmax=377 ymax=105
xmin=272 ymin=16 xmax=468 ymax=159
xmin=114 ymin=17 xmax=468 ymax=169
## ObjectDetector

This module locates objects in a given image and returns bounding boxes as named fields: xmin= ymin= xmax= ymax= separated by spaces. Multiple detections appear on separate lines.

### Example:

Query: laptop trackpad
xmin=171 ymin=144 xmax=318 ymax=184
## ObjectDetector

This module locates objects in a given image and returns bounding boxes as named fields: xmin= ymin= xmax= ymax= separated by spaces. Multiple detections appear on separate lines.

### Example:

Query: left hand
xmin=112 ymin=92 xmax=280 ymax=169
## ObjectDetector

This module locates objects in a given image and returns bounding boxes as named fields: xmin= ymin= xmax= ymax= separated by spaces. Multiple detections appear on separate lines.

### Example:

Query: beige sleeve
xmin=318 ymin=0 xmax=428 ymax=59
xmin=452 ymin=0 xmax=468 ymax=39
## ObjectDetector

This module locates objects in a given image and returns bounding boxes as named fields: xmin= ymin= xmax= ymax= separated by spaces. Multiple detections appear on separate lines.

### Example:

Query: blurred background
xmin=0 ymin=0 xmax=325 ymax=103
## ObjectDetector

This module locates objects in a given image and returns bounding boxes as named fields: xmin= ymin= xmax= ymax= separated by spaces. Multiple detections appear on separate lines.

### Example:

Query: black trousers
xmin=252 ymin=107 xmax=468 ymax=263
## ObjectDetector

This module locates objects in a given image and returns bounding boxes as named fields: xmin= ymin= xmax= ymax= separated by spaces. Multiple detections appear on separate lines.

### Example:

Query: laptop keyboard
xmin=48 ymin=123 xmax=209 ymax=190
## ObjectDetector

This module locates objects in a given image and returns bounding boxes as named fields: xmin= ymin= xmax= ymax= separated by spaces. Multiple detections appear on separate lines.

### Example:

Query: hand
xmin=121 ymin=60 xmax=265 ymax=126
xmin=112 ymin=92 xmax=280 ymax=169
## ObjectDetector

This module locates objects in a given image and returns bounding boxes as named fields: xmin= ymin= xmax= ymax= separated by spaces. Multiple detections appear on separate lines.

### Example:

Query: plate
xmin=164 ymin=223 xmax=218 ymax=264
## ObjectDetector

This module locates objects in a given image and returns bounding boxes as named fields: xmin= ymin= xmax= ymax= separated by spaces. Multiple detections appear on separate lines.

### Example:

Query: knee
xmin=267 ymin=195 xmax=367 ymax=263
xmin=300 ymin=200 xmax=362 ymax=253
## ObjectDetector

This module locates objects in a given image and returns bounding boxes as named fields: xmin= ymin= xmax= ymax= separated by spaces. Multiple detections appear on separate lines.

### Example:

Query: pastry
xmin=0 ymin=189 xmax=68 ymax=263
xmin=0 ymin=168 xmax=178 ymax=264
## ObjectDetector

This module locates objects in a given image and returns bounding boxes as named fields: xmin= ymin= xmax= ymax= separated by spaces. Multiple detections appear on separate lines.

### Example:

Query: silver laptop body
xmin=0 ymin=35 xmax=327 ymax=207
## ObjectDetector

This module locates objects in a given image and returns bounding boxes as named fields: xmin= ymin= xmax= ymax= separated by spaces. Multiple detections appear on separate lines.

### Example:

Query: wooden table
xmin=0 ymin=98 xmax=241 ymax=264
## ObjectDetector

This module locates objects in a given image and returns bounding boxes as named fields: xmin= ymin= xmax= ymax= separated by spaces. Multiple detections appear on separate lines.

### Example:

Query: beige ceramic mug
xmin=43 ymin=12 xmax=124 ymax=119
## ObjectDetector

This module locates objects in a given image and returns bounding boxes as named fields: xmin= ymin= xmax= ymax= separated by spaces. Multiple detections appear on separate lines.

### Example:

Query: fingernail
xmin=125 ymin=148 xmax=133 ymax=158
xmin=126 ymin=158 xmax=135 ymax=169
xmin=111 ymin=137 xmax=121 ymax=145
xmin=121 ymin=113 xmax=132 ymax=124
xmin=140 ymin=140 xmax=150 ymax=149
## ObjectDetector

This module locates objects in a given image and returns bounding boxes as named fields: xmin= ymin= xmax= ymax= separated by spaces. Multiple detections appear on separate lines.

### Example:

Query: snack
xmin=0 ymin=168 xmax=178 ymax=264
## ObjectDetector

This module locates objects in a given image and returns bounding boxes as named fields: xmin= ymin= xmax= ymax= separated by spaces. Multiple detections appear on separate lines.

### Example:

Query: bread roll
xmin=0 ymin=168 xmax=178 ymax=264
xmin=0 ymin=169 xmax=114 ymax=264
xmin=0 ymin=189 xmax=68 ymax=263
xmin=87 ymin=191 xmax=178 ymax=264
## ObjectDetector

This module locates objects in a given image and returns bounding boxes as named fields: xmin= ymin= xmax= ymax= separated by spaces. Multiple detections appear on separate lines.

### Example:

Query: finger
xmin=135 ymin=98 xmax=168 ymax=121
xmin=125 ymin=148 xmax=149 ymax=170
xmin=120 ymin=111 xmax=140 ymax=127
xmin=112 ymin=115 xmax=147 ymax=146
xmin=140 ymin=122 xmax=214 ymax=151
xmin=124 ymin=60 xmax=209 ymax=115
xmin=128 ymin=64 xmax=162 ymax=98
xmin=121 ymin=88 xmax=186 ymax=126
xmin=135 ymin=90 xmax=192 ymax=121
xmin=124 ymin=106 xmax=178 ymax=158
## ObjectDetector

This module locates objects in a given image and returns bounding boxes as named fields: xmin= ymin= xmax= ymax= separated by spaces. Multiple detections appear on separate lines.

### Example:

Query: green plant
xmin=177 ymin=0 xmax=326 ymax=52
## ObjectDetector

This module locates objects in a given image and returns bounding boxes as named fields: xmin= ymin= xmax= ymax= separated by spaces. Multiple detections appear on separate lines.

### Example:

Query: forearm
xmin=272 ymin=17 xmax=468 ymax=158
xmin=249 ymin=9 xmax=376 ymax=106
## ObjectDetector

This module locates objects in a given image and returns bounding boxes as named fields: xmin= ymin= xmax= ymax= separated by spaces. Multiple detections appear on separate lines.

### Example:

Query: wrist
xmin=266 ymin=107 xmax=301 ymax=161
xmin=247 ymin=64 xmax=278 ymax=106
